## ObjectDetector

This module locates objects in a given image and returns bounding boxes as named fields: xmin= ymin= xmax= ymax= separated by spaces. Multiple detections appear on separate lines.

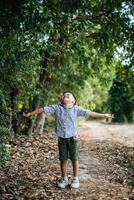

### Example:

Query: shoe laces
xmin=72 ymin=178 xmax=79 ymax=183
xmin=59 ymin=178 xmax=68 ymax=183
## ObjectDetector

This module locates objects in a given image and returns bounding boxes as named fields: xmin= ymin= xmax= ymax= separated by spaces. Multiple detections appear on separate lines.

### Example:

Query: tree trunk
xmin=27 ymin=53 xmax=51 ymax=135
xmin=27 ymin=50 xmax=64 ymax=135
xmin=8 ymin=86 xmax=19 ymax=141
xmin=34 ymin=112 xmax=45 ymax=134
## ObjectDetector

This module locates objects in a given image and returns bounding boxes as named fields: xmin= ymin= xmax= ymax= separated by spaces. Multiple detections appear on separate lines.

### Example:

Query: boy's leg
xmin=69 ymin=138 xmax=80 ymax=188
xmin=58 ymin=161 xmax=69 ymax=188
xmin=71 ymin=160 xmax=79 ymax=177
xmin=60 ymin=160 xmax=68 ymax=177
xmin=58 ymin=138 xmax=68 ymax=177
xmin=71 ymin=160 xmax=79 ymax=188
xmin=69 ymin=138 xmax=79 ymax=171
xmin=58 ymin=138 xmax=69 ymax=188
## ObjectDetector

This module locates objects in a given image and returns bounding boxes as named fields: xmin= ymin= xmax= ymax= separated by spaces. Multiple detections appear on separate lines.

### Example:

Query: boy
xmin=23 ymin=91 xmax=113 ymax=189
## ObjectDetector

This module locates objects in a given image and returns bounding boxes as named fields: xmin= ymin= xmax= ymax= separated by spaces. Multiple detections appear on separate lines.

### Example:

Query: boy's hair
xmin=60 ymin=91 xmax=77 ymax=105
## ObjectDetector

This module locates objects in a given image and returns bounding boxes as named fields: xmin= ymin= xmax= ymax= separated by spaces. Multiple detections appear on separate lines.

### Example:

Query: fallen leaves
xmin=92 ymin=142 xmax=134 ymax=187
xmin=0 ymin=130 xmax=134 ymax=199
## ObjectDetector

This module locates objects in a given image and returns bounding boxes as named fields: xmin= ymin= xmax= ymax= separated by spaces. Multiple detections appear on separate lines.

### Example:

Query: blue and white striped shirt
xmin=43 ymin=103 xmax=91 ymax=138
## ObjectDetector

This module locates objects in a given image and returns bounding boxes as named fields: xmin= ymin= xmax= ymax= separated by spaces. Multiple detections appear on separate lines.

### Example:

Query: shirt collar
xmin=60 ymin=103 xmax=74 ymax=109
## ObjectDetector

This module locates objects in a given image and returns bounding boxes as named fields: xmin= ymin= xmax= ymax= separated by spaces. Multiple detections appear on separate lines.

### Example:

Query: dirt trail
xmin=76 ymin=119 xmax=134 ymax=200
xmin=79 ymin=119 xmax=134 ymax=146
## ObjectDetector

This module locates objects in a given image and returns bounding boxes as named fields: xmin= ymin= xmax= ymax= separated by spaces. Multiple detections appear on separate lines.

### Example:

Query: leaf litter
xmin=0 ymin=121 xmax=134 ymax=200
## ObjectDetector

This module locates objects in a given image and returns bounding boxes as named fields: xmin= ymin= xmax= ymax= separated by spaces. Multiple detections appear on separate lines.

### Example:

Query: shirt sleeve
xmin=43 ymin=104 xmax=57 ymax=114
xmin=76 ymin=106 xmax=91 ymax=117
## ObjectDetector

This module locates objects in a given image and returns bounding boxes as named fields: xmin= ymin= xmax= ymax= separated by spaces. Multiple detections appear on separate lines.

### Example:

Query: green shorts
xmin=58 ymin=137 xmax=79 ymax=161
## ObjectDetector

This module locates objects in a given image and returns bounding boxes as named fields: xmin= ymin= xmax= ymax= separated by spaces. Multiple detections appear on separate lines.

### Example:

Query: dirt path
xmin=76 ymin=119 xmax=134 ymax=200
xmin=0 ymin=120 xmax=134 ymax=200
xmin=79 ymin=119 xmax=134 ymax=146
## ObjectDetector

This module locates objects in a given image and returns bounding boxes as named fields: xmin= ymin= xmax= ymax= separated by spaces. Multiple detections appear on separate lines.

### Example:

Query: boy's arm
xmin=23 ymin=108 xmax=44 ymax=117
xmin=77 ymin=106 xmax=113 ymax=120
xmin=90 ymin=112 xmax=113 ymax=119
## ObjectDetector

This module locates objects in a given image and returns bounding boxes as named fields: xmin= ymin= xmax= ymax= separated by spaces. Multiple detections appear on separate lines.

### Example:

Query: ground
xmin=0 ymin=119 xmax=134 ymax=200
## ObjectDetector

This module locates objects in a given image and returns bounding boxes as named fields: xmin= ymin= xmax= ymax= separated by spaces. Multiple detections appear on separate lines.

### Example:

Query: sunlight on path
xmin=78 ymin=119 xmax=134 ymax=147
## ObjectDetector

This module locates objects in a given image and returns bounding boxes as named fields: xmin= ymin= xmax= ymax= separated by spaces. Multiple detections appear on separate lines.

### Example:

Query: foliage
xmin=0 ymin=127 xmax=10 ymax=167
xmin=109 ymin=63 xmax=134 ymax=122
xmin=78 ymin=50 xmax=116 ymax=111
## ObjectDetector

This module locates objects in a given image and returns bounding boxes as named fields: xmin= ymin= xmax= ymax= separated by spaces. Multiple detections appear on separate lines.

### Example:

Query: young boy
xmin=23 ymin=91 xmax=113 ymax=189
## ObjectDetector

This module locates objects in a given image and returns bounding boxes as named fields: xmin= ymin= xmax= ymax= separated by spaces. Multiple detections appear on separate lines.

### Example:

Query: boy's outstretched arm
xmin=23 ymin=108 xmax=44 ymax=117
xmin=90 ymin=112 xmax=113 ymax=120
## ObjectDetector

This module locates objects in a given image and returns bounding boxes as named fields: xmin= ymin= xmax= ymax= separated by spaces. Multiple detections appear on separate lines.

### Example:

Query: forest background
xmin=0 ymin=0 xmax=134 ymax=166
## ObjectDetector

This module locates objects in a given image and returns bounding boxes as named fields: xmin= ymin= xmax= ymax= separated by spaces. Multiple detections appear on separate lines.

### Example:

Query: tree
xmin=109 ymin=62 xmax=134 ymax=122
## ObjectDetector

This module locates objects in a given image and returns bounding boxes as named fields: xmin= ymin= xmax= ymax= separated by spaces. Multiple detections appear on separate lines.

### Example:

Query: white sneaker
xmin=57 ymin=177 xmax=69 ymax=189
xmin=71 ymin=177 xmax=80 ymax=189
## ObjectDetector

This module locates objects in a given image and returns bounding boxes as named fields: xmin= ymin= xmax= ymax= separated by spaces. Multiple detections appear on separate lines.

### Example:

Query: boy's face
xmin=62 ymin=92 xmax=75 ymax=105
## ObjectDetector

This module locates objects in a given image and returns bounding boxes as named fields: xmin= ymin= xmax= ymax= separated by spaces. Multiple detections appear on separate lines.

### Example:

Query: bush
xmin=0 ymin=127 xmax=10 ymax=167
xmin=109 ymin=80 xmax=134 ymax=122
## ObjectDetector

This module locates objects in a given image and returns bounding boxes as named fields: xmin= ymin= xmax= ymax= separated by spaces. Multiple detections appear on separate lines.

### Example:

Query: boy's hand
xmin=23 ymin=112 xmax=31 ymax=118
xmin=104 ymin=113 xmax=113 ymax=119
xmin=23 ymin=108 xmax=43 ymax=118
xmin=104 ymin=113 xmax=114 ymax=123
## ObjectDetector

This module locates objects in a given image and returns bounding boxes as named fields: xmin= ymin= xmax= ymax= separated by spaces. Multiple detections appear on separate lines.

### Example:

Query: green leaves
xmin=109 ymin=64 xmax=134 ymax=122
xmin=0 ymin=126 xmax=9 ymax=167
